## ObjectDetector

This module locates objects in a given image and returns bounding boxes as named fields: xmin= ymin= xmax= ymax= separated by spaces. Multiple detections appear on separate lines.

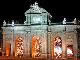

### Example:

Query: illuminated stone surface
xmin=1 ymin=2 xmax=80 ymax=60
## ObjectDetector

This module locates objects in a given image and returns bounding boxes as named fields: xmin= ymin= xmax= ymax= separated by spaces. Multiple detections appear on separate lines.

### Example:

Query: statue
xmin=30 ymin=2 xmax=41 ymax=13
xmin=73 ymin=18 xmax=77 ymax=24
xmin=63 ymin=18 xmax=66 ymax=24
xmin=12 ymin=20 xmax=14 ymax=26
xmin=3 ymin=20 xmax=6 ymax=26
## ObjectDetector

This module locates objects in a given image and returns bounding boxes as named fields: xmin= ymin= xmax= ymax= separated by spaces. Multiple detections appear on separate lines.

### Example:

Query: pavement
xmin=0 ymin=56 xmax=80 ymax=60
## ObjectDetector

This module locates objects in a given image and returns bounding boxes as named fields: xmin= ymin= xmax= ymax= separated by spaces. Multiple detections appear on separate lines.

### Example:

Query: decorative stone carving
xmin=63 ymin=18 xmax=66 ymax=24
xmin=3 ymin=20 xmax=6 ymax=26
xmin=30 ymin=2 xmax=41 ymax=13
xmin=12 ymin=20 xmax=14 ymax=26
xmin=73 ymin=18 xmax=77 ymax=24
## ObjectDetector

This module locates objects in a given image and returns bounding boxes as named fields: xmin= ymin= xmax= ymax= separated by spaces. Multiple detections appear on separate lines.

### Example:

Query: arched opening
xmin=32 ymin=36 xmax=41 ymax=58
xmin=6 ymin=42 xmax=11 ymax=56
xmin=51 ymin=36 xmax=62 ymax=59
xmin=67 ymin=45 xmax=74 ymax=58
xmin=15 ymin=36 xmax=24 ymax=57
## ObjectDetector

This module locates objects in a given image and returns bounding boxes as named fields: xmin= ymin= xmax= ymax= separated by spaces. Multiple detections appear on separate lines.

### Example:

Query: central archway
xmin=32 ymin=36 xmax=41 ymax=58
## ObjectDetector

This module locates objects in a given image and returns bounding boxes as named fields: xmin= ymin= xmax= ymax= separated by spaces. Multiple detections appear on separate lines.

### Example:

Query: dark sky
xmin=0 ymin=0 xmax=80 ymax=27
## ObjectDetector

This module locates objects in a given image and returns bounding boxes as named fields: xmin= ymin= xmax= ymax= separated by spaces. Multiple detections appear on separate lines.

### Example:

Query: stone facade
xmin=2 ymin=2 xmax=80 ymax=60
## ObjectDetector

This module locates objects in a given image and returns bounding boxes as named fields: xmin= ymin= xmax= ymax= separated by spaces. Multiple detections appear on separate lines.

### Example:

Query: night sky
xmin=0 ymin=0 xmax=80 ymax=27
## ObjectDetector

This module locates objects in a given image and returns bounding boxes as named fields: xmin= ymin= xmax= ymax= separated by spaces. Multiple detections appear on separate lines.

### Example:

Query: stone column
xmin=24 ymin=31 xmax=31 ymax=57
xmin=24 ymin=32 xmax=27 ymax=56
xmin=73 ymin=31 xmax=78 ymax=60
xmin=28 ymin=32 xmax=31 ymax=57
xmin=30 ymin=32 xmax=32 ymax=57
xmin=62 ymin=32 xmax=67 ymax=59
xmin=2 ymin=31 xmax=6 ymax=56
xmin=47 ymin=32 xmax=51 ymax=59
xmin=11 ymin=31 xmax=14 ymax=56
xmin=41 ymin=31 xmax=47 ymax=58
xmin=13 ymin=28 xmax=15 ymax=56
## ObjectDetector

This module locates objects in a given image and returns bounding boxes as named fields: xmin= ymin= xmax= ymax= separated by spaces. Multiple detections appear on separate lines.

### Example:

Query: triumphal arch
xmin=2 ymin=2 xmax=80 ymax=60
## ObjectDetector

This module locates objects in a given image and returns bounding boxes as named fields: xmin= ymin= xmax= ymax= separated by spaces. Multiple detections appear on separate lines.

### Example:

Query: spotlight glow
xmin=67 ymin=48 xmax=73 ymax=55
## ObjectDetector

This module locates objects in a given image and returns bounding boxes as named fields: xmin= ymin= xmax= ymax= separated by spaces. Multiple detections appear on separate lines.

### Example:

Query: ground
xmin=0 ymin=56 xmax=80 ymax=60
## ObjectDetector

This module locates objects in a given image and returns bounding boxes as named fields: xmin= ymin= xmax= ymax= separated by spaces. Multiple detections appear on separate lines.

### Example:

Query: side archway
xmin=15 ymin=36 xmax=24 ymax=57
xmin=51 ymin=36 xmax=62 ymax=59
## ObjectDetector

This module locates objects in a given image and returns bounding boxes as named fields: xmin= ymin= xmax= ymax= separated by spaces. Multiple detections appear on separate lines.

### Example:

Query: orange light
xmin=15 ymin=37 xmax=24 ymax=57
xmin=32 ymin=36 xmax=41 ymax=58
xmin=6 ymin=43 xmax=10 ymax=56
xmin=6 ymin=48 xmax=10 ymax=56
